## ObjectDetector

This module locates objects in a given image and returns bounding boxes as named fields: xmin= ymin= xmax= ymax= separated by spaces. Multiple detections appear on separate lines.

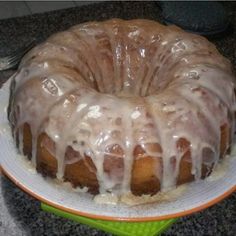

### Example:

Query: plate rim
xmin=1 ymin=165 xmax=235 ymax=222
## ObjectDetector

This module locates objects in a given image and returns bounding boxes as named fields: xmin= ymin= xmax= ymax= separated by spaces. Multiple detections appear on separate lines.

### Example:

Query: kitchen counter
xmin=0 ymin=2 xmax=235 ymax=235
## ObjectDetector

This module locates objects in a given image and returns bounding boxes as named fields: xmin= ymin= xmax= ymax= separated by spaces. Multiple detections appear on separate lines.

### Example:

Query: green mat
xmin=41 ymin=203 xmax=176 ymax=236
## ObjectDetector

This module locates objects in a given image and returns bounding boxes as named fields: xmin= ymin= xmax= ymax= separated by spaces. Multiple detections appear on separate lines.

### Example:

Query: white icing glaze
xmin=0 ymin=122 xmax=11 ymax=135
xmin=94 ymin=193 xmax=119 ymax=205
xmin=17 ymin=153 xmax=37 ymax=174
xmin=8 ymin=19 xmax=236 ymax=198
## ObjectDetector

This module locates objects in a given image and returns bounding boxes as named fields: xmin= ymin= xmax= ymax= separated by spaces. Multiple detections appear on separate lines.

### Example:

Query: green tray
xmin=41 ymin=203 xmax=176 ymax=236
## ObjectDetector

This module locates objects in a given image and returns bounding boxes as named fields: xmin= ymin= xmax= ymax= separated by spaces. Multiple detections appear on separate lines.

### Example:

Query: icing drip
xmin=121 ymin=103 xmax=134 ymax=193
xmin=8 ymin=19 xmax=236 ymax=198
xmin=18 ymin=125 xmax=24 ymax=155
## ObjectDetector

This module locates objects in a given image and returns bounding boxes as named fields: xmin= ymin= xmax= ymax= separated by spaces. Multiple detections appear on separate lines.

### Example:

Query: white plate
xmin=0 ymin=79 xmax=236 ymax=221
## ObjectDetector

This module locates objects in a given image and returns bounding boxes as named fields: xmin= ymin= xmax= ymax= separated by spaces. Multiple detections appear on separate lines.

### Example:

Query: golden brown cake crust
xmin=19 ymin=122 xmax=230 ymax=195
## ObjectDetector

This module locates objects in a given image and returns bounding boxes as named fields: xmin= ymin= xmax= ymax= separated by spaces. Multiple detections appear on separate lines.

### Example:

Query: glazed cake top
xmin=8 ymin=19 xmax=236 ymax=196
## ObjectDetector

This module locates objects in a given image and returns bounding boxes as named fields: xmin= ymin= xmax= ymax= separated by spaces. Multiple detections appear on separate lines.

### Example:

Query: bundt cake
xmin=8 ymin=19 xmax=236 ymax=199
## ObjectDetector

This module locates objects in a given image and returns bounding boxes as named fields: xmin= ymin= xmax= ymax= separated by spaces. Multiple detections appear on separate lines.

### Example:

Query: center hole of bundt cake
xmin=92 ymin=77 xmax=160 ymax=98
